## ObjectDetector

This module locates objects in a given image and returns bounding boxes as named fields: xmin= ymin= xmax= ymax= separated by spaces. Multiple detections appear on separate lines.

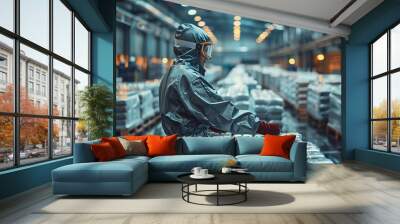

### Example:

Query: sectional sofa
xmin=52 ymin=136 xmax=307 ymax=196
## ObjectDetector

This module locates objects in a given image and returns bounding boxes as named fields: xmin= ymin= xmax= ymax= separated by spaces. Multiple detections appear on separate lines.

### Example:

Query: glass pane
xmin=53 ymin=119 xmax=72 ymax=157
xmin=75 ymin=120 xmax=88 ymax=143
xmin=74 ymin=69 xmax=89 ymax=118
xmin=0 ymin=34 xmax=14 ymax=112
xmin=391 ymin=24 xmax=400 ymax=70
xmin=391 ymin=72 xmax=400 ymax=118
xmin=372 ymin=77 xmax=387 ymax=119
xmin=0 ymin=0 xmax=14 ymax=31
xmin=20 ymin=117 xmax=49 ymax=165
xmin=372 ymin=121 xmax=388 ymax=151
xmin=53 ymin=0 xmax=72 ymax=60
xmin=20 ymin=44 xmax=49 ymax=115
xmin=20 ymin=0 xmax=49 ymax=49
xmin=372 ymin=33 xmax=387 ymax=76
xmin=53 ymin=59 xmax=72 ymax=117
xmin=391 ymin=120 xmax=400 ymax=153
xmin=0 ymin=116 xmax=13 ymax=170
xmin=74 ymin=17 xmax=89 ymax=70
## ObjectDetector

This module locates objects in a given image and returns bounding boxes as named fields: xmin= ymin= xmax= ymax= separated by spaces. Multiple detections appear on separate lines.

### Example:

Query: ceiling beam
xmin=330 ymin=0 xmax=368 ymax=27
xmin=165 ymin=0 xmax=351 ymax=37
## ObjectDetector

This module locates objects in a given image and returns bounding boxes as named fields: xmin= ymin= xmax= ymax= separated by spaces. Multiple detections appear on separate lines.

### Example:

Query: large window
xmin=0 ymin=0 xmax=91 ymax=170
xmin=370 ymin=23 xmax=400 ymax=153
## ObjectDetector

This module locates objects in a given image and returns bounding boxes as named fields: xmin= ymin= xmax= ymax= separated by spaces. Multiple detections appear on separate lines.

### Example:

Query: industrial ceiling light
xmin=188 ymin=9 xmax=197 ymax=15
xmin=194 ymin=16 xmax=201 ymax=22
xmin=198 ymin=21 xmax=205 ymax=27
xmin=288 ymin=58 xmax=296 ymax=65
xmin=233 ymin=21 xmax=241 ymax=26
xmin=256 ymin=25 xmax=275 ymax=44
xmin=234 ymin=16 xmax=241 ymax=21
xmin=316 ymin=53 xmax=325 ymax=61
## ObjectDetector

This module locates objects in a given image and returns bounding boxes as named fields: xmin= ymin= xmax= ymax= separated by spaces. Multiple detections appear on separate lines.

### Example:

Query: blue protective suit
xmin=159 ymin=24 xmax=260 ymax=136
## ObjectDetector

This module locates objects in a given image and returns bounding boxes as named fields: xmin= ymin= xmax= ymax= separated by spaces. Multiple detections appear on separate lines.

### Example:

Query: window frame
xmin=370 ymin=20 xmax=400 ymax=154
xmin=0 ymin=0 xmax=92 ymax=171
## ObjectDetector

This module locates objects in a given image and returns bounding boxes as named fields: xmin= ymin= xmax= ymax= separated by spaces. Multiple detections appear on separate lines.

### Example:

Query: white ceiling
xmin=165 ymin=0 xmax=384 ymax=37
xmin=228 ymin=0 xmax=352 ymax=22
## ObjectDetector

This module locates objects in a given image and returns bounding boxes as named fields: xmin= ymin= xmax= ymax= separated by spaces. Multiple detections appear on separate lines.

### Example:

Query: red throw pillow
xmin=259 ymin=134 xmax=296 ymax=159
xmin=101 ymin=137 xmax=126 ymax=158
xmin=91 ymin=142 xmax=117 ymax=162
xmin=146 ymin=135 xmax=177 ymax=157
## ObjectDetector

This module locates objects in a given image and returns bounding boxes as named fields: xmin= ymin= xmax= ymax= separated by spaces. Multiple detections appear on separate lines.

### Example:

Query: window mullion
xmin=388 ymin=30 xmax=391 ymax=152
xmin=48 ymin=0 xmax=54 ymax=160
xmin=71 ymin=10 xmax=76 ymax=155
xmin=13 ymin=0 xmax=21 ymax=167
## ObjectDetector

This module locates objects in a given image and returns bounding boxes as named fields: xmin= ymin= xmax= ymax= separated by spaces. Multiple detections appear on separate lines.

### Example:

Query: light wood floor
xmin=1 ymin=162 xmax=400 ymax=224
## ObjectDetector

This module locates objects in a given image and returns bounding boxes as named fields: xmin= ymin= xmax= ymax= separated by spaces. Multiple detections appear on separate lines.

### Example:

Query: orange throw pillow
xmin=146 ymin=135 xmax=177 ymax=157
xmin=260 ymin=134 xmax=296 ymax=159
xmin=101 ymin=137 xmax=126 ymax=158
xmin=91 ymin=142 xmax=117 ymax=162
xmin=123 ymin=135 xmax=148 ymax=141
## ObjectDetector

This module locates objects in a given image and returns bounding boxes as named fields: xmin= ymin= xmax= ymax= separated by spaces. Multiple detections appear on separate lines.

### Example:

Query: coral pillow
xmin=259 ymin=134 xmax=296 ymax=159
xmin=146 ymin=135 xmax=177 ymax=157
xmin=91 ymin=142 xmax=118 ymax=162
xmin=101 ymin=137 xmax=126 ymax=158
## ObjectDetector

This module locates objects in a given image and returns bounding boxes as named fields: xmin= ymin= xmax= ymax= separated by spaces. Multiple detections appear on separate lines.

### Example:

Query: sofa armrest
xmin=289 ymin=141 xmax=307 ymax=181
xmin=73 ymin=140 xmax=100 ymax=163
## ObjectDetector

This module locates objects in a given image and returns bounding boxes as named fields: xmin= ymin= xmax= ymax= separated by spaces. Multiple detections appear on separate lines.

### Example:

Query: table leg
xmin=245 ymin=183 xmax=247 ymax=201
xmin=217 ymin=184 xmax=219 ymax=206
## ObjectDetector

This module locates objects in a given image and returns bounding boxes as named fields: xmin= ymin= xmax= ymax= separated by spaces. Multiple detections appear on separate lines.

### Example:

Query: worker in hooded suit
xmin=159 ymin=23 xmax=279 ymax=136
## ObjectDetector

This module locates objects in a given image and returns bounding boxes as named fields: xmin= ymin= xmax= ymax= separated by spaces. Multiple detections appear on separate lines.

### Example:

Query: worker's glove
xmin=257 ymin=120 xmax=280 ymax=135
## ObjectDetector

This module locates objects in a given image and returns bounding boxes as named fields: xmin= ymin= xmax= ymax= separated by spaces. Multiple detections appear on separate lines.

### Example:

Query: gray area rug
xmin=38 ymin=183 xmax=362 ymax=214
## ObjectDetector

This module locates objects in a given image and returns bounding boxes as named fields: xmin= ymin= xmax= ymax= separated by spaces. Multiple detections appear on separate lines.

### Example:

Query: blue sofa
xmin=52 ymin=136 xmax=307 ymax=196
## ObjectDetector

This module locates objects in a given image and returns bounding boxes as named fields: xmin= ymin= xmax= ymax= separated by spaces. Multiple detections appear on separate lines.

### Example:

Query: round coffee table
xmin=177 ymin=173 xmax=255 ymax=206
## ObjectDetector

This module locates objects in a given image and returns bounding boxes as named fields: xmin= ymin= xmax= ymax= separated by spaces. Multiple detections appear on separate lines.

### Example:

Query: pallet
xmin=307 ymin=113 xmax=327 ymax=130
xmin=326 ymin=124 xmax=342 ymax=142
xmin=296 ymin=107 xmax=308 ymax=121
xmin=117 ymin=114 xmax=161 ymax=136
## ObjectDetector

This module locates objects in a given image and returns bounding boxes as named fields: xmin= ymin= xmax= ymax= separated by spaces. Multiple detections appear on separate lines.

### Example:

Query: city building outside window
xmin=370 ymin=22 xmax=400 ymax=154
xmin=0 ymin=0 xmax=91 ymax=170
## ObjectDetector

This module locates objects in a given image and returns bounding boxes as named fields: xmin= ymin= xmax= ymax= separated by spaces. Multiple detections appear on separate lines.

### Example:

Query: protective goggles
xmin=174 ymin=39 xmax=213 ymax=59
xmin=200 ymin=42 xmax=213 ymax=59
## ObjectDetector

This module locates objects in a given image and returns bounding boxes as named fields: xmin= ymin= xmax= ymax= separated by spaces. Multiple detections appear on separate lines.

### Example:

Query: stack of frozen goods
xmin=139 ymin=90 xmax=155 ymax=120
xmin=116 ymin=80 xmax=160 ymax=131
xmin=328 ymin=86 xmax=341 ymax=133
xmin=217 ymin=65 xmax=258 ymax=92
xmin=280 ymin=75 xmax=311 ymax=110
xmin=116 ymin=94 xmax=141 ymax=130
xmin=251 ymin=89 xmax=284 ymax=126
xmin=307 ymin=83 xmax=331 ymax=121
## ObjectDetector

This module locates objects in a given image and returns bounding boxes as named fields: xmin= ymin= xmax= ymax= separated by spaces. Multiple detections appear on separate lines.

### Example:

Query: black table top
xmin=177 ymin=172 xmax=255 ymax=185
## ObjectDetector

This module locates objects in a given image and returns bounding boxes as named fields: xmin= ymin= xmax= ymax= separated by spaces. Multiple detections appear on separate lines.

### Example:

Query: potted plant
xmin=79 ymin=84 xmax=113 ymax=140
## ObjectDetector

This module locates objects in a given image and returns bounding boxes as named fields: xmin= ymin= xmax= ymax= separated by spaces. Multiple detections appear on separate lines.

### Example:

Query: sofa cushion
xmin=236 ymin=155 xmax=293 ymax=172
xmin=149 ymin=154 xmax=235 ymax=172
xmin=179 ymin=136 xmax=235 ymax=155
xmin=118 ymin=138 xmax=147 ymax=156
xmin=91 ymin=142 xmax=118 ymax=162
xmin=260 ymin=134 xmax=296 ymax=159
xmin=235 ymin=135 xmax=264 ymax=155
xmin=101 ymin=137 xmax=127 ymax=158
xmin=53 ymin=158 xmax=147 ymax=183
xmin=147 ymin=135 xmax=177 ymax=157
